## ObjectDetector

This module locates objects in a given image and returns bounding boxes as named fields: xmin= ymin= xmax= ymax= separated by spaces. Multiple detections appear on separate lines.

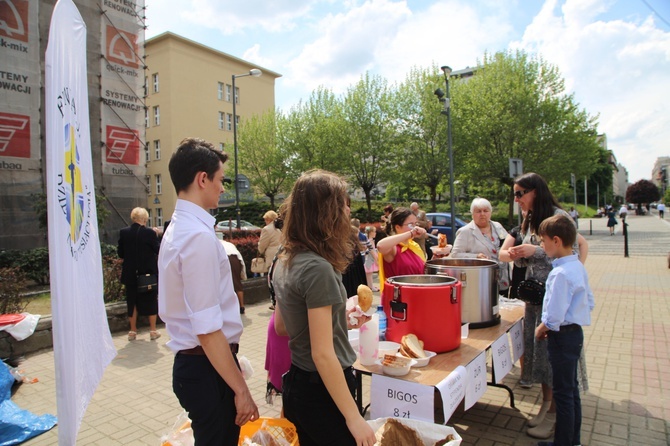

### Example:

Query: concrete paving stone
xmin=590 ymin=432 xmax=630 ymax=445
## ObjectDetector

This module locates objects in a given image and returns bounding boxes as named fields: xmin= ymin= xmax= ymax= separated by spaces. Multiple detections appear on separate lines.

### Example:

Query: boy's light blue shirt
xmin=542 ymin=254 xmax=595 ymax=331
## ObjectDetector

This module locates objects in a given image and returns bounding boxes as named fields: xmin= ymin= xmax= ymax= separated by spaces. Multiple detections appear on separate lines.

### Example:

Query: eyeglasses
xmin=514 ymin=189 xmax=532 ymax=199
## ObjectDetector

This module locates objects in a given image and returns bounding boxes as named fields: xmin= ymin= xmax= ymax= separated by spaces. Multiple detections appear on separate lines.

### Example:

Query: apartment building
xmin=144 ymin=32 xmax=280 ymax=227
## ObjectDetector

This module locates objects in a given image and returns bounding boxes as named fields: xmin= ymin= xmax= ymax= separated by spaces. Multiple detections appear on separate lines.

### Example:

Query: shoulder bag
xmin=251 ymin=255 xmax=266 ymax=274
xmin=516 ymin=278 xmax=545 ymax=305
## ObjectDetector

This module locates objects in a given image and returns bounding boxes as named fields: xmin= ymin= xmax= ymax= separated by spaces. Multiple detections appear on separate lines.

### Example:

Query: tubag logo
xmin=105 ymin=25 xmax=140 ymax=68
xmin=0 ymin=111 xmax=30 ymax=158
xmin=106 ymin=125 xmax=139 ymax=165
xmin=0 ymin=0 xmax=29 ymax=43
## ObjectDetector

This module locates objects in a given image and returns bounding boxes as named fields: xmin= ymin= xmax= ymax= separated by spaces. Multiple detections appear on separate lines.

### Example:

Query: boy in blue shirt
xmin=535 ymin=215 xmax=595 ymax=446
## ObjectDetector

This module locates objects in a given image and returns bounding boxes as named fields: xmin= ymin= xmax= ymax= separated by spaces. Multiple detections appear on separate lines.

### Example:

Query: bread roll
xmin=357 ymin=284 xmax=373 ymax=312
xmin=375 ymin=418 xmax=423 ymax=445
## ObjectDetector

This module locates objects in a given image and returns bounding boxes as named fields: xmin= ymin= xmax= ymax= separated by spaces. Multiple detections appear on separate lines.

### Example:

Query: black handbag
xmin=516 ymin=278 xmax=545 ymax=305
xmin=137 ymin=273 xmax=158 ymax=293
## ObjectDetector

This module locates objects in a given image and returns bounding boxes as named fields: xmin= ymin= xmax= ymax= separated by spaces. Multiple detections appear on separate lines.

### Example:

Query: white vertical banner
xmin=45 ymin=1 xmax=117 ymax=444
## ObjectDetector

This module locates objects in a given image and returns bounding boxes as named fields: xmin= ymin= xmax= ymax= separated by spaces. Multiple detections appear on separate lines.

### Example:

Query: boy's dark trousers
xmin=547 ymin=324 xmax=583 ymax=446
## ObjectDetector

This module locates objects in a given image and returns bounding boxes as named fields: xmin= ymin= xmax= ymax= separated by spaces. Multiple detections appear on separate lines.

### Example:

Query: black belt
xmin=178 ymin=343 xmax=239 ymax=355
xmin=557 ymin=324 xmax=582 ymax=333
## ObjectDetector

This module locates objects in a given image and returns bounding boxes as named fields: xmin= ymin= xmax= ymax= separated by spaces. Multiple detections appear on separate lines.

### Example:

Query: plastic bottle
xmin=376 ymin=305 xmax=387 ymax=341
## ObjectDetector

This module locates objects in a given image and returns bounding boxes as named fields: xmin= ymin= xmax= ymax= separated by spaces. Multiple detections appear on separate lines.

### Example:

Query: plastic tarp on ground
xmin=0 ymin=362 xmax=56 ymax=445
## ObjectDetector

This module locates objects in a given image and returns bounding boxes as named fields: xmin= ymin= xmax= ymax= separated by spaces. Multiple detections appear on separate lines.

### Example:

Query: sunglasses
xmin=514 ymin=189 xmax=532 ymax=199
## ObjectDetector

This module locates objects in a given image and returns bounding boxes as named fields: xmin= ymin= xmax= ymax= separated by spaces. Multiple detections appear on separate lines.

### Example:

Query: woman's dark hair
xmin=274 ymin=214 xmax=284 ymax=230
xmin=386 ymin=207 xmax=412 ymax=235
xmin=168 ymin=137 xmax=227 ymax=193
xmin=515 ymin=172 xmax=561 ymax=234
xmin=383 ymin=204 xmax=394 ymax=214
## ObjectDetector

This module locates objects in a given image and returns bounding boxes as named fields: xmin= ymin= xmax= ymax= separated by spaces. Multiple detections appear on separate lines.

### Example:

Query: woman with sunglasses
xmin=499 ymin=172 xmax=589 ymax=441
xmin=376 ymin=207 xmax=428 ymax=291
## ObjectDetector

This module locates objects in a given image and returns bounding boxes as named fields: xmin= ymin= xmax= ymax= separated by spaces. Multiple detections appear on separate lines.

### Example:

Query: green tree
xmin=451 ymin=50 xmax=601 ymax=224
xmin=340 ymin=72 xmax=402 ymax=221
xmin=282 ymin=87 xmax=346 ymax=177
xmin=395 ymin=65 xmax=450 ymax=211
xmin=238 ymin=109 xmax=291 ymax=208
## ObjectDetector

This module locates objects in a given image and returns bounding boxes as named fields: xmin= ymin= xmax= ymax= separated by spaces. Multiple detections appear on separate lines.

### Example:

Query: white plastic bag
xmin=160 ymin=411 xmax=194 ymax=446
xmin=238 ymin=355 xmax=254 ymax=380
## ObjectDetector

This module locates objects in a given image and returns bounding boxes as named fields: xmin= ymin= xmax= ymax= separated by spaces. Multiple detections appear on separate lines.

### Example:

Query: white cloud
xmin=514 ymin=0 xmax=670 ymax=181
xmin=284 ymin=0 xmax=516 ymax=94
xmin=242 ymin=44 xmax=274 ymax=70
xmin=182 ymin=0 xmax=316 ymax=34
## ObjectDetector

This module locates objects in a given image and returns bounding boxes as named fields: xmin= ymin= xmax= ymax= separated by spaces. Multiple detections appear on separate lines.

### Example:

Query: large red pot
xmin=381 ymin=275 xmax=461 ymax=353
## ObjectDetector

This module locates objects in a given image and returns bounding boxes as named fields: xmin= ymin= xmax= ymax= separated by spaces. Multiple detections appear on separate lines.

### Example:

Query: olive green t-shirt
xmin=274 ymin=250 xmax=357 ymax=372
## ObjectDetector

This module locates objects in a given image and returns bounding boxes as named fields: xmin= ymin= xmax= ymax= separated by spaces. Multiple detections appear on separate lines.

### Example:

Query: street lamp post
xmin=438 ymin=65 xmax=456 ymax=243
xmin=232 ymin=68 xmax=262 ymax=228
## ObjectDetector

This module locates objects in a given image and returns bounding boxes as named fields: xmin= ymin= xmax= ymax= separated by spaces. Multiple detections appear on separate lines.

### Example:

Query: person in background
xmin=220 ymin=236 xmax=247 ymax=314
xmin=410 ymin=202 xmax=430 ymax=256
xmin=607 ymin=207 xmax=618 ymax=235
xmin=618 ymin=204 xmax=628 ymax=222
xmin=377 ymin=207 xmax=427 ymax=291
xmin=498 ymin=172 xmax=588 ymax=441
xmin=380 ymin=204 xmax=394 ymax=231
xmin=341 ymin=222 xmax=368 ymax=298
xmin=265 ymin=251 xmax=291 ymax=410
xmin=273 ymin=169 xmax=375 ymax=445
xmin=451 ymin=197 xmax=510 ymax=294
xmin=569 ymin=206 xmax=579 ymax=228
xmin=657 ymin=202 xmax=665 ymax=219
xmin=158 ymin=138 xmax=258 ymax=444
xmin=257 ymin=210 xmax=282 ymax=275
xmin=535 ymin=214 xmax=595 ymax=446
xmin=118 ymin=207 xmax=161 ymax=342
xmin=363 ymin=226 xmax=380 ymax=292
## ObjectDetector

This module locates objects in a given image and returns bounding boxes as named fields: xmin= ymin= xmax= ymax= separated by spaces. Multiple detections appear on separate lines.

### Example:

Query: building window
xmin=147 ymin=209 xmax=152 ymax=227
xmin=156 ymin=208 xmax=163 ymax=227
xmin=155 ymin=174 xmax=162 ymax=195
xmin=226 ymin=113 xmax=232 ymax=131
xmin=153 ymin=106 xmax=160 ymax=126
xmin=152 ymin=73 xmax=159 ymax=93
xmin=235 ymin=115 xmax=239 ymax=130
xmin=143 ymin=76 xmax=148 ymax=97
xmin=219 ymin=142 xmax=225 ymax=151
xmin=219 ymin=112 xmax=224 ymax=130
xmin=145 ymin=145 xmax=150 ymax=162
xmin=146 ymin=175 xmax=151 ymax=194
xmin=144 ymin=108 xmax=149 ymax=127
xmin=234 ymin=86 xmax=240 ymax=104
xmin=218 ymin=82 xmax=223 ymax=100
xmin=225 ymin=84 xmax=232 ymax=102
xmin=154 ymin=140 xmax=161 ymax=160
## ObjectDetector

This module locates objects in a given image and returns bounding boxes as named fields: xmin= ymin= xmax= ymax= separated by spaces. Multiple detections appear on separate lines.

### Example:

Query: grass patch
xmin=24 ymin=293 xmax=52 ymax=316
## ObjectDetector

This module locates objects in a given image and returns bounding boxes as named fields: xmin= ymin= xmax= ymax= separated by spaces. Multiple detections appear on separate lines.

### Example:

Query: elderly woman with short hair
xmin=451 ymin=197 xmax=510 ymax=291
xmin=257 ymin=210 xmax=282 ymax=275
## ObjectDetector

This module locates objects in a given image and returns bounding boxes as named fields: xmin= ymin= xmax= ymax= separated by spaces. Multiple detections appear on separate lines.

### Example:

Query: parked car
xmin=425 ymin=212 xmax=468 ymax=244
xmin=215 ymin=219 xmax=260 ymax=231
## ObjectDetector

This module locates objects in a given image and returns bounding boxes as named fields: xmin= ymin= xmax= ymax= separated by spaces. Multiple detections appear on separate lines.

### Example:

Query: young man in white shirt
xmin=158 ymin=138 xmax=258 ymax=444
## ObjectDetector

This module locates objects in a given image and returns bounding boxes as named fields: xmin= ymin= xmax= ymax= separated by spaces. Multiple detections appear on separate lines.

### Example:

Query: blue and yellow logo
xmin=63 ymin=123 xmax=84 ymax=244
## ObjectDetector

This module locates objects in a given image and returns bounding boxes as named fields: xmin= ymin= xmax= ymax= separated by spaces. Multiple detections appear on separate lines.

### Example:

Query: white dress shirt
xmin=158 ymin=199 xmax=242 ymax=353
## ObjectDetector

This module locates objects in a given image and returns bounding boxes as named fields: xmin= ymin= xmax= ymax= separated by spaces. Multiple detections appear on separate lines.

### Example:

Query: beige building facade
xmin=144 ymin=32 xmax=280 ymax=227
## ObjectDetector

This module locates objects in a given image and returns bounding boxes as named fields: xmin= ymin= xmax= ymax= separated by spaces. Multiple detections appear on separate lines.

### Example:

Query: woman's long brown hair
xmin=280 ymin=169 xmax=354 ymax=272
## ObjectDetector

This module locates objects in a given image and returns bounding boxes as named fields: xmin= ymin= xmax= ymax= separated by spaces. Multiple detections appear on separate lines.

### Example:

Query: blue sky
xmin=145 ymin=0 xmax=670 ymax=183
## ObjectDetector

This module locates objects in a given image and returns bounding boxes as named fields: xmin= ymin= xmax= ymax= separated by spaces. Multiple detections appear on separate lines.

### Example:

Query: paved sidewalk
xmin=11 ymin=214 xmax=670 ymax=445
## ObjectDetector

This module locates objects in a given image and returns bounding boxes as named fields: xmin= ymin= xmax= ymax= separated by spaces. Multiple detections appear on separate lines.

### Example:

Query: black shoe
xmin=239 ymin=306 xmax=245 ymax=314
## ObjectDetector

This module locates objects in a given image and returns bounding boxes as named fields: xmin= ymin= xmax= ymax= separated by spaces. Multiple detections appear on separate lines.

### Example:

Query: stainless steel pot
xmin=425 ymin=258 xmax=500 ymax=328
